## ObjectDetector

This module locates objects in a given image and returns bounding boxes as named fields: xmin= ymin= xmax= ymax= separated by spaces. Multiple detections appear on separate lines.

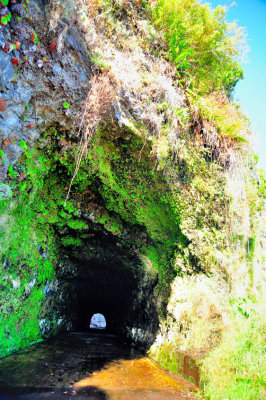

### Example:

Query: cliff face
xmin=0 ymin=0 xmax=265 ymax=367
xmin=0 ymin=0 xmax=90 ymax=182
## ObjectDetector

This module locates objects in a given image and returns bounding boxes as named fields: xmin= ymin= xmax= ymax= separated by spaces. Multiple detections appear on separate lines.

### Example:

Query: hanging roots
xmin=65 ymin=72 xmax=115 ymax=205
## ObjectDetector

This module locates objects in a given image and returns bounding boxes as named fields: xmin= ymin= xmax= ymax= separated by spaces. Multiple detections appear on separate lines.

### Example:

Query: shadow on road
xmin=0 ymin=332 xmax=198 ymax=400
xmin=0 ymin=386 xmax=109 ymax=400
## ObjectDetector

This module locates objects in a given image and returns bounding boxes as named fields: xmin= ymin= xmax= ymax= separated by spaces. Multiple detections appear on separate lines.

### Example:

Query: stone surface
xmin=0 ymin=183 xmax=12 ymax=200
xmin=0 ymin=0 xmax=91 ymax=179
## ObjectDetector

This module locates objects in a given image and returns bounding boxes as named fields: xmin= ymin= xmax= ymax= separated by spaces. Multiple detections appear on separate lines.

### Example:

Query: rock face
xmin=0 ymin=0 xmax=264 ymax=361
xmin=0 ymin=0 xmax=90 ymax=180
xmin=0 ymin=0 xmax=163 ymax=355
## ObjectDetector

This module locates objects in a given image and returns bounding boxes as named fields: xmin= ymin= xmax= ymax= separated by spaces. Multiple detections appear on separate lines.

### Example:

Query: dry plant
xmin=188 ymin=91 xmax=250 ymax=168
xmin=49 ymin=0 xmax=63 ymax=31
xmin=0 ymin=98 xmax=7 ymax=113
xmin=76 ymin=0 xmax=187 ymax=168
xmin=65 ymin=72 xmax=115 ymax=204
xmin=142 ymin=103 xmax=163 ymax=134
xmin=201 ymin=119 xmax=249 ymax=168
xmin=83 ymin=0 xmax=101 ymax=17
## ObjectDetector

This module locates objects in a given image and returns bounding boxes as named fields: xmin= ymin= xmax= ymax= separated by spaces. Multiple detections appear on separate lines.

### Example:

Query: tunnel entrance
xmin=56 ymin=225 xmax=160 ymax=349
xmin=90 ymin=313 xmax=106 ymax=330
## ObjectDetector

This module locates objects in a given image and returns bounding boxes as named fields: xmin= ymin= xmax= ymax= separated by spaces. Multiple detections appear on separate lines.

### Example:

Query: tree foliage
xmin=152 ymin=0 xmax=246 ymax=94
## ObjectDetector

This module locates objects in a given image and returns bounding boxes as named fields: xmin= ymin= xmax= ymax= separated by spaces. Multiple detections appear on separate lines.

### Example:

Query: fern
xmin=152 ymin=0 xmax=246 ymax=94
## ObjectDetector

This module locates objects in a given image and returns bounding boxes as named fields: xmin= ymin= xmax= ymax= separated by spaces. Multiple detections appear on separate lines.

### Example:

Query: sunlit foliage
xmin=152 ymin=0 xmax=246 ymax=94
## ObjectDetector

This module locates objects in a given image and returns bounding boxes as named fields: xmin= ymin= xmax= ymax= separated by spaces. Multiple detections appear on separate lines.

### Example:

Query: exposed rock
xmin=0 ymin=0 xmax=91 ymax=178
xmin=0 ymin=183 xmax=12 ymax=199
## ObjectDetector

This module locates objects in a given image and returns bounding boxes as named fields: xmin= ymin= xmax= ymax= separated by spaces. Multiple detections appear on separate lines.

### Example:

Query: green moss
xmin=1 ymin=123 xmax=181 ymax=356
xmin=96 ymin=211 xmax=123 ymax=236
xmin=87 ymin=131 xmax=180 ymax=244
xmin=82 ymin=128 xmax=187 ymax=284
xmin=152 ymin=343 xmax=181 ymax=375
xmin=61 ymin=236 xmax=83 ymax=247
xmin=246 ymin=236 xmax=256 ymax=261
xmin=0 ymin=144 xmax=74 ymax=357
xmin=19 ymin=140 xmax=28 ymax=150
xmin=7 ymin=164 xmax=18 ymax=179
xmin=0 ymin=185 xmax=58 ymax=357
xmin=150 ymin=342 xmax=200 ymax=385
xmin=66 ymin=219 xmax=88 ymax=230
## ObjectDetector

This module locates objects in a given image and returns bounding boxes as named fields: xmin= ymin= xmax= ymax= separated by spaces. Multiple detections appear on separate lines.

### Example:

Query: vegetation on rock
xmin=0 ymin=0 xmax=265 ymax=399
xmin=151 ymin=0 xmax=246 ymax=94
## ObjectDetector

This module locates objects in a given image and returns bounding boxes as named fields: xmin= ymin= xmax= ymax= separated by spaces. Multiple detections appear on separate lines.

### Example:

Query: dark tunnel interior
xmin=69 ymin=258 xmax=140 ymax=334
xmin=56 ymin=228 xmax=160 ymax=349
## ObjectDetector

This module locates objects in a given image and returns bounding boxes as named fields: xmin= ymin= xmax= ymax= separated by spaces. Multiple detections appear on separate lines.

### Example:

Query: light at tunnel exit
xmin=90 ymin=313 xmax=106 ymax=330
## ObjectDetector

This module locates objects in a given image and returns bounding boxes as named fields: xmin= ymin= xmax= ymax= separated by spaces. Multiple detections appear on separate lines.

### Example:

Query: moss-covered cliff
xmin=0 ymin=0 xmax=265 ymax=399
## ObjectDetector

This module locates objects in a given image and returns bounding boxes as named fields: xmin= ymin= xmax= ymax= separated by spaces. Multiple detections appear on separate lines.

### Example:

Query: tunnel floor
xmin=0 ymin=332 xmax=198 ymax=400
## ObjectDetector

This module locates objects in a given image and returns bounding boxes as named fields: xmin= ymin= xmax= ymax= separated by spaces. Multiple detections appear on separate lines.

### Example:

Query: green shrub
xmin=152 ymin=0 xmax=245 ymax=94
xmin=200 ymin=300 xmax=266 ymax=400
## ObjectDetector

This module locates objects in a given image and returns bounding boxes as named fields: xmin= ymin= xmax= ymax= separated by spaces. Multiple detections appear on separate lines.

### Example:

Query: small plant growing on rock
xmin=19 ymin=140 xmax=28 ymax=150
xmin=49 ymin=39 xmax=57 ymax=52
xmin=8 ymin=164 xmax=18 ymax=179
xmin=0 ymin=14 xmax=9 ymax=25
xmin=30 ymin=30 xmax=38 ymax=44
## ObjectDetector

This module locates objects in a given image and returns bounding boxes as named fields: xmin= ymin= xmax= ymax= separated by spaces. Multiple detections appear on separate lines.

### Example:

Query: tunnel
xmin=55 ymin=225 xmax=160 ymax=349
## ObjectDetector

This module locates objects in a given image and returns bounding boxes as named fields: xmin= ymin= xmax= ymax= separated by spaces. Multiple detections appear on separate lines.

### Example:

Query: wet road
xmin=0 ymin=332 xmax=198 ymax=400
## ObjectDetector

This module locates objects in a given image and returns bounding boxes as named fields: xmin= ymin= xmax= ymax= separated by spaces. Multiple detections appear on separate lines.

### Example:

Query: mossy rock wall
xmin=0 ymin=119 xmax=179 ymax=356
xmin=0 ymin=0 xmax=264 ymax=364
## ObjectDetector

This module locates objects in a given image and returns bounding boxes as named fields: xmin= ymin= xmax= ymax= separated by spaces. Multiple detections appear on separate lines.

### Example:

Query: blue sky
xmin=209 ymin=0 xmax=266 ymax=171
